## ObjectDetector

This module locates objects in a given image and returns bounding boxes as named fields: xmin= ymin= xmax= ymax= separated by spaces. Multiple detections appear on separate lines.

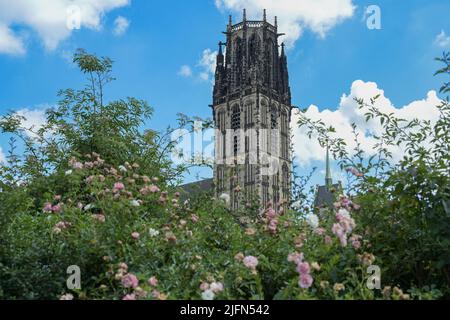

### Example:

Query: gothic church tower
xmin=213 ymin=9 xmax=292 ymax=211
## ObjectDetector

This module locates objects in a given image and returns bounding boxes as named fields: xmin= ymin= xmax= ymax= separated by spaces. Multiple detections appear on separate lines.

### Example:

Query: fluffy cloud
xmin=198 ymin=49 xmax=217 ymax=81
xmin=291 ymin=80 xmax=442 ymax=167
xmin=0 ymin=24 xmax=26 ymax=55
xmin=180 ymin=49 xmax=217 ymax=82
xmin=14 ymin=108 xmax=48 ymax=138
xmin=178 ymin=65 xmax=193 ymax=77
xmin=113 ymin=16 xmax=130 ymax=36
xmin=0 ymin=0 xmax=129 ymax=55
xmin=215 ymin=0 xmax=355 ymax=47
xmin=435 ymin=30 xmax=450 ymax=48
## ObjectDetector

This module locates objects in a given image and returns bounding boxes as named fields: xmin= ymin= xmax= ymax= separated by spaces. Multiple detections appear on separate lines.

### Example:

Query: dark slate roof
xmin=314 ymin=183 xmax=341 ymax=209
xmin=178 ymin=178 xmax=214 ymax=199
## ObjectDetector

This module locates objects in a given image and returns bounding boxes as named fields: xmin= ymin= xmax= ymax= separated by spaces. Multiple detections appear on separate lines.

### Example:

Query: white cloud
xmin=291 ymin=80 xmax=442 ymax=167
xmin=435 ymin=30 xmax=450 ymax=48
xmin=197 ymin=48 xmax=217 ymax=82
xmin=215 ymin=0 xmax=355 ymax=47
xmin=14 ymin=108 xmax=48 ymax=138
xmin=0 ymin=24 xmax=26 ymax=55
xmin=0 ymin=147 xmax=5 ymax=163
xmin=178 ymin=65 xmax=193 ymax=77
xmin=180 ymin=49 xmax=218 ymax=82
xmin=0 ymin=0 xmax=129 ymax=55
xmin=113 ymin=15 xmax=130 ymax=36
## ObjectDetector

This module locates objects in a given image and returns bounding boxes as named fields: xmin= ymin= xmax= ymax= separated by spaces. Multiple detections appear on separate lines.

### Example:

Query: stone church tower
xmin=212 ymin=9 xmax=293 ymax=211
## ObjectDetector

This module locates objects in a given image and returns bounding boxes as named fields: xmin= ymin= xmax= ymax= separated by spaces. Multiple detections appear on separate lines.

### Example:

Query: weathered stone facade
xmin=212 ymin=10 xmax=293 ymax=211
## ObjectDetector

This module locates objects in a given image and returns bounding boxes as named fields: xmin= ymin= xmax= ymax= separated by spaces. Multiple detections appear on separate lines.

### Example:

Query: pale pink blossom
xmin=114 ymin=182 xmax=125 ymax=191
xmin=118 ymin=263 xmax=128 ymax=271
xmin=287 ymin=252 xmax=304 ymax=264
xmin=149 ymin=185 xmax=160 ymax=193
xmin=148 ymin=276 xmax=158 ymax=287
xmin=243 ymin=256 xmax=259 ymax=270
xmin=332 ymin=223 xmax=345 ymax=238
xmin=52 ymin=204 xmax=62 ymax=214
xmin=43 ymin=202 xmax=53 ymax=213
xmin=297 ymin=262 xmax=311 ymax=275
xmin=299 ymin=273 xmax=314 ymax=289
xmin=266 ymin=208 xmax=276 ymax=220
xmin=131 ymin=232 xmax=140 ymax=240
xmin=122 ymin=294 xmax=136 ymax=300
xmin=121 ymin=273 xmax=139 ymax=289
xmin=59 ymin=293 xmax=74 ymax=300
xmin=210 ymin=282 xmax=224 ymax=293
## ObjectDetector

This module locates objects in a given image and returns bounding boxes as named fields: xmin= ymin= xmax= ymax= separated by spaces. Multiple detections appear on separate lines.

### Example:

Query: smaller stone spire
xmin=325 ymin=144 xmax=333 ymax=189
xmin=243 ymin=8 xmax=247 ymax=21
xmin=281 ymin=42 xmax=286 ymax=56
xmin=263 ymin=9 xmax=267 ymax=22
xmin=274 ymin=16 xmax=278 ymax=28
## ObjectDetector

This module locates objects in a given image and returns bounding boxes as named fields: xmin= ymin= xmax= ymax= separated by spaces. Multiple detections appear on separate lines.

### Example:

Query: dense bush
xmin=0 ymin=50 xmax=448 ymax=300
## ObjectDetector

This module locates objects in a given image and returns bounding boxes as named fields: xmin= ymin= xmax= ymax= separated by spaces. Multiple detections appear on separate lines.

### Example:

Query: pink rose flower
xmin=266 ymin=208 xmax=276 ymax=220
xmin=210 ymin=282 xmax=224 ymax=293
xmin=148 ymin=276 xmax=158 ymax=287
xmin=118 ymin=262 xmax=128 ymax=271
xmin=114 ymin=182 xmax=125 ymax=191
xmin=332 ymin=223 xmax=344 ymax=238
xmin=131 ymin=232 xmax=140 ymax=240
xmin=149 ymin=185 xmax=160 ymax=193
xmin=299 ymin=273 xmax=314 ymax=289
xmin=121 ymin=273 xmax=139 ymax=289
xmin=243 ymin=256 xmax=259 ymax=270
xmin=43 ymin=202 xmax=53 ymax=213
xmin=287 ymin=252 xmax=304 ymax=264
xmin=352 ymin=240 xmax=361 ymax=249
xmin=122 ymin=294 xmax=136 ymax=300
xmin=297 ymin=262 xmax=311 ymax=275
xmin=52 ymin=204 xmax=62 ymax=214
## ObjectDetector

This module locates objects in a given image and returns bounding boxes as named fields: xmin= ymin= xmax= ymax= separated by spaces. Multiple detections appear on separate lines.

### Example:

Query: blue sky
xmin=0 ymin=0 xmax=449 ymax=186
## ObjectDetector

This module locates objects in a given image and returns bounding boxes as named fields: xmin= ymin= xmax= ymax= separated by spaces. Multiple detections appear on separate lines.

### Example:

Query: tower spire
xmin=243 ymin=8 xmax=247 ymax=21
xmin=263 ymin=9 xmax=267 ymax=22
xmin=325 ymin=144 xmax=333 ymax=189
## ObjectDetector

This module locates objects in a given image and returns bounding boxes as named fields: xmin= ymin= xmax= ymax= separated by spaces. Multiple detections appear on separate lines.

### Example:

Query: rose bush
xmin=0 ymin=50 xmax=447 ymax=300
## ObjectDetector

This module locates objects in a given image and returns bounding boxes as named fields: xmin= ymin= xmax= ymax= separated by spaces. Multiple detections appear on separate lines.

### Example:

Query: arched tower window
xmin=217 ymin=110 xmax=226 ymax=132
xmin=261 ymin=100 xmax=268 ymax=126
xmin=282 ymin=163 xmax=289 ymax=189
xmin=231 ymin=105 xmax=241 ymax=130
xmin=271 ymin=105 xmax=278 ymax=129
xmin=245 ymin=101 xmax=253 ymax=125
xmin=234 ymin=37 xmax=243 ymax=88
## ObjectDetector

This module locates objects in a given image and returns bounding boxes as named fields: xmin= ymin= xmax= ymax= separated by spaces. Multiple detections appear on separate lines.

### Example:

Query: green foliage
xmin=296 ymin=52 xmax=450 ymax=298
xmin=0 ymin=50 xmax=448 ymax=300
